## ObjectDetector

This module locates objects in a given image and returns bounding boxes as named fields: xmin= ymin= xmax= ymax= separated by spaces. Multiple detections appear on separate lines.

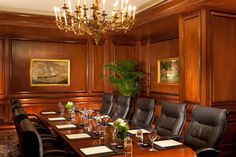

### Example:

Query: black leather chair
xmin=155 ymin=101 xmax=187 ymax=137
xmin=11 ymin=99 xmax=22 ymax=113
xmin=184 ymin=105 xmax=228 ymax=157
xmin=112 ymin=96 xmax=131 ymax=120
xmin=99 ymin=93 xmax=115 ymax=116
xmin=13 ymin=108 xmax=53 ymax=137
xmin=18 ymin=118 xmax=71 ymax=157
xmin=131 ymin=97 xmax=155 ymax=128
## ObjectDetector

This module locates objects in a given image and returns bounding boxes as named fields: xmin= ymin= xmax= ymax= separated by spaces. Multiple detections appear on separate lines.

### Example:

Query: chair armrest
xmin=35 ymin=126 xmax=50 ymax=131
xmin=41 ymin=137 xmax=61 ymax=145
xmin=166 ymin=135 xmax=184 ymax=141
xmin=43 ymin=149 xmax=71 ymax=156
xmin=28 ymin=113 xmax=41 ymax=119
xmin=40 ymin=133 xmax=54 ymax=138
xmin=41 ymin=137 xmax=58 ymax=142
xmin=196 ymin=148 xmax=220 ymax=157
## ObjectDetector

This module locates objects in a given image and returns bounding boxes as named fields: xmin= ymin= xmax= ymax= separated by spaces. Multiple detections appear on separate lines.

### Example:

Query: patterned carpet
xmin=0 ymin=129 xmax=19 ymax=157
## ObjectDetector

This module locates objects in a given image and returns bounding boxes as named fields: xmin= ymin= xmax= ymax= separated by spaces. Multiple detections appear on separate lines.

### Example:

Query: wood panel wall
xmin=0 ymin=4 xmax=236 ymax=156
xmin=179 ymin=8 xmax=236 ymax=156
xmin=210 ymin=11 xmax=236 ymax=156
xmin=0 ymin=39 xmax=4 ymax=97
xmin=10 ymin=40 xmax=88 ymax=94
xmin=0 ymin=37 xmax=109 ymax=122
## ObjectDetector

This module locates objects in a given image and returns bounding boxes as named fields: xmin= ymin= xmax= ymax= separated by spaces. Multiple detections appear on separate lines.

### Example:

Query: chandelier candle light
xmin=54 ymin=0 xmax=136 ymax=44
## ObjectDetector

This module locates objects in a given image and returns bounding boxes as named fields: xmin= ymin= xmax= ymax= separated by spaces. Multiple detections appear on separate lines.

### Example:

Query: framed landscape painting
xmin=157 ymin=57 xmax=179 ymax=84
xmin=30 ymin=59 xmax=70 ymax=86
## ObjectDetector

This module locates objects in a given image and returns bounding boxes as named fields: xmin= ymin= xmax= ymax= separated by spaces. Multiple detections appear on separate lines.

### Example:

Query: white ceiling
xmin=0 ymin=0 xmax=165 ymax=16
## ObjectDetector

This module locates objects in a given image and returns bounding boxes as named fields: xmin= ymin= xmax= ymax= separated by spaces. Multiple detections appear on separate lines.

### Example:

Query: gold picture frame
xmin=157 ymin=57 xmax=179 ymax=84
xmin=30 ymin=59 xmax=70 ymax=86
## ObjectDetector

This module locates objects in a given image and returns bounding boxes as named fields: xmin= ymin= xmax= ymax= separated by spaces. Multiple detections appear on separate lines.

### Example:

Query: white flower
xmin=119 ymin=120 xmax=127 ymax=127
xmin=67 ymin=101 xmax=73 ymax=105
xmin=116 ymin=118 xmax=123 ymax=123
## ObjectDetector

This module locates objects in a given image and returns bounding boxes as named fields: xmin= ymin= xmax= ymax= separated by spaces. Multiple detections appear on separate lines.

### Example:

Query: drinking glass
xmin=82 ymin=108 xmax=88 ymax=118
xmin=136 ymin=128 xmax=143 ymax=144
xmin=91 ymin=118 xmax=98 ymax=133
xmin=103 ymin=115 xmax=110 ymax=126
xmin=87 ymin=118 xmax=93 ymax=132
xmin=87 ymin=109 xmax=93 ymax=119
xmin=99 ymin=125 xmax=106 ymax=139
xmin=148 ymin=129 xmax=157 ymax=151
xmin=96 ymin=114 xmax=102 ymax=125
xmin=111 ymin=127 xmax=117 ymax=145
xmin=57 ymin=102 xmax=64 ymax=115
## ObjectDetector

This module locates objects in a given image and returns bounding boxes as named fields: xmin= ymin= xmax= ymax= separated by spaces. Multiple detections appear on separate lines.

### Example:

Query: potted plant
xmin=113 ymin=118 xmax=129 ymax=146
xmin=65 ymin=101 xmax=74 ymax=113
xmin=104 ymin=61 xmax=144 ymax=97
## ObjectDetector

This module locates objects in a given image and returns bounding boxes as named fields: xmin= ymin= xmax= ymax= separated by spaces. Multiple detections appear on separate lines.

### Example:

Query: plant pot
xmin=67 ymin=108 xmax=73 ymax=114
xmin=115 ymin=137 xmax=124 ymax=147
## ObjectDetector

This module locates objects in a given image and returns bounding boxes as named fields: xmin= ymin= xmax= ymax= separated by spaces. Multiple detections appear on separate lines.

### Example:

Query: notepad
xmin=108 ymin=122 xmax=113 ymax=126
xmin=80 ymin=146 xmax=113 ymax=155
xmin=55 ymin=124 xmax=77 ymax=129
xmin=48 ymin=117 xmax=66 ymax=121
xmin=154 ymin=139 xmax=183 ymax=147
xmin=65 ymin=133 xmax=91 ymax=139
xmin=101 ymin=115 xmax=110 ymax=118
xmin=41 ymin=111 xmax=56 ymax=115
xmin=128 ymin=129 xmax=150 ymax=134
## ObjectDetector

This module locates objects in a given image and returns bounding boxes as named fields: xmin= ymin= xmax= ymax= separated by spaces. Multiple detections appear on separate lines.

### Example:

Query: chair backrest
xmin=11 ymin=98 xmax=22 ymax=113
xmin=19 ymin=118 xmax=43 ymax=157
xmin=184 ymin=105 xmax=228 ymax=150
xmin=99 ymin=93 xmax=115 ymax=116
xmin=112 ymin=96 xmax=131 ymax=120
xmin=156 ymin=101 xmax=187 ymax=137
xmin=131 ymin=97 xmax=155 ymax=128
xmin=13 ymin=108 xmax=28 ymax=124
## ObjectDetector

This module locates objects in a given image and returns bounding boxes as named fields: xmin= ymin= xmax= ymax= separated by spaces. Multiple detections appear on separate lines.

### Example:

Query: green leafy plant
xmin=104 ymin=61 xmax=144 ymax=96
xmin=114 ymin=118 xmax=129 ymax=139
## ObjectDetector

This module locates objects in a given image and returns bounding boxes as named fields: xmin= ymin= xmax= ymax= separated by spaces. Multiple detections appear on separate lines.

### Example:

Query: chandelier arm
xmin=54 ymin=0 xmax=135 ymax=45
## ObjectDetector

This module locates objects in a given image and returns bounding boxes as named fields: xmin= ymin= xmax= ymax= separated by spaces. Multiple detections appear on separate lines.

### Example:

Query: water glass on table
xmin=136 ymin=128 xmax=143 ymax=144
xmin=99 ymin=125 xmax=106 ymax=139
xmin=111 ymin=127 xmax=117 ymax=145
xmin=148 ymin=128 xmax=158 ymax=151
xmin=57 ymin=102 xmax=64 ymax=115
xmin=71 ymin=109 xmax=76 ymax=124
xmin=124 ymin=134 xmax=133 ymax=154
xmin=102 ymin=114 xmax=110 ymax=126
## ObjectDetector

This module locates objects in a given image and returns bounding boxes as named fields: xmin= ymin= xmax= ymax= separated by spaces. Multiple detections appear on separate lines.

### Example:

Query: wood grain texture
xmin=10 ymin=39 xmax=88 ymax=94
xmin=150 ymin=38 xmax=179 ymax=95
xmin=91 ymin=44 xmax=105 ymax=93
xmin=211 ymin=13 xmax=236 ymax=103
xmin=113 ymin=43 xmax=136 ymax=63
xmin=181 ymin=12 xmax=201 ymax=103
xmin=139 ymin=41 xmax=150 ymax=95
xmin=0 ymin=39 xmax=4 ymax=96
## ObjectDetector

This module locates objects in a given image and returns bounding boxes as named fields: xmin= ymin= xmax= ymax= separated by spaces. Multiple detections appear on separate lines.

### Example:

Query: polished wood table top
xmin=39 ymin=112 xmax=197 ymax=157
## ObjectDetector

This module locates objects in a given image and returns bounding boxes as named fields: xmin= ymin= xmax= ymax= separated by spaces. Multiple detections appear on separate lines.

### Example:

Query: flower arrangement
xmin=114 ymin=118 xmax=129 ymax=140
xmin=65 ymin=101 xmax=74 ymax=113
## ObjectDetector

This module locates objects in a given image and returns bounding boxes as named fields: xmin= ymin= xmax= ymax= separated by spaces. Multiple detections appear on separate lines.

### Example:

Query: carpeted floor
xmin=0 ymin=129 xmax=19 ymax=157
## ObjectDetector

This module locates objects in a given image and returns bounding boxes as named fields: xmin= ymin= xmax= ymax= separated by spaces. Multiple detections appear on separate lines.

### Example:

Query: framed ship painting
xmin=157 ymin=57 xmax=179 ymax=84
xmin=30 ymin=59 xmax=70 ymax=86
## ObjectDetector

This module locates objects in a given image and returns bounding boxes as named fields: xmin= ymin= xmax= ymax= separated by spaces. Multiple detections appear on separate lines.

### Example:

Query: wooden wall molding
xmin=210 ymin=10 xmax=236 ymax=104
xmin=180 ymin=10 xmax=204 ymax=104
xmin=0 ymin=38 xmax=4 ymax=96
xmin=0 ymin=11 xmax=56 ymax=29
xmin=91 ymin=43 xmax=105 ymax=93
xmin=9 ymin=39 xmax=89 ymax=95
xmin=135 ymin=0 xmax=206 ymax=28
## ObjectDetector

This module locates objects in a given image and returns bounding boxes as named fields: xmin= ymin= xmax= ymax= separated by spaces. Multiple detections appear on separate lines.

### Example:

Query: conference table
xmin=39 ymin=111 xmax=196 ymax=157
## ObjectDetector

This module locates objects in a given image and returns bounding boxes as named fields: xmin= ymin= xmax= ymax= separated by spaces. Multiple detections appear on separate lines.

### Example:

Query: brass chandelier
xmin=54 ymin=0 xmax=136 ymax=44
